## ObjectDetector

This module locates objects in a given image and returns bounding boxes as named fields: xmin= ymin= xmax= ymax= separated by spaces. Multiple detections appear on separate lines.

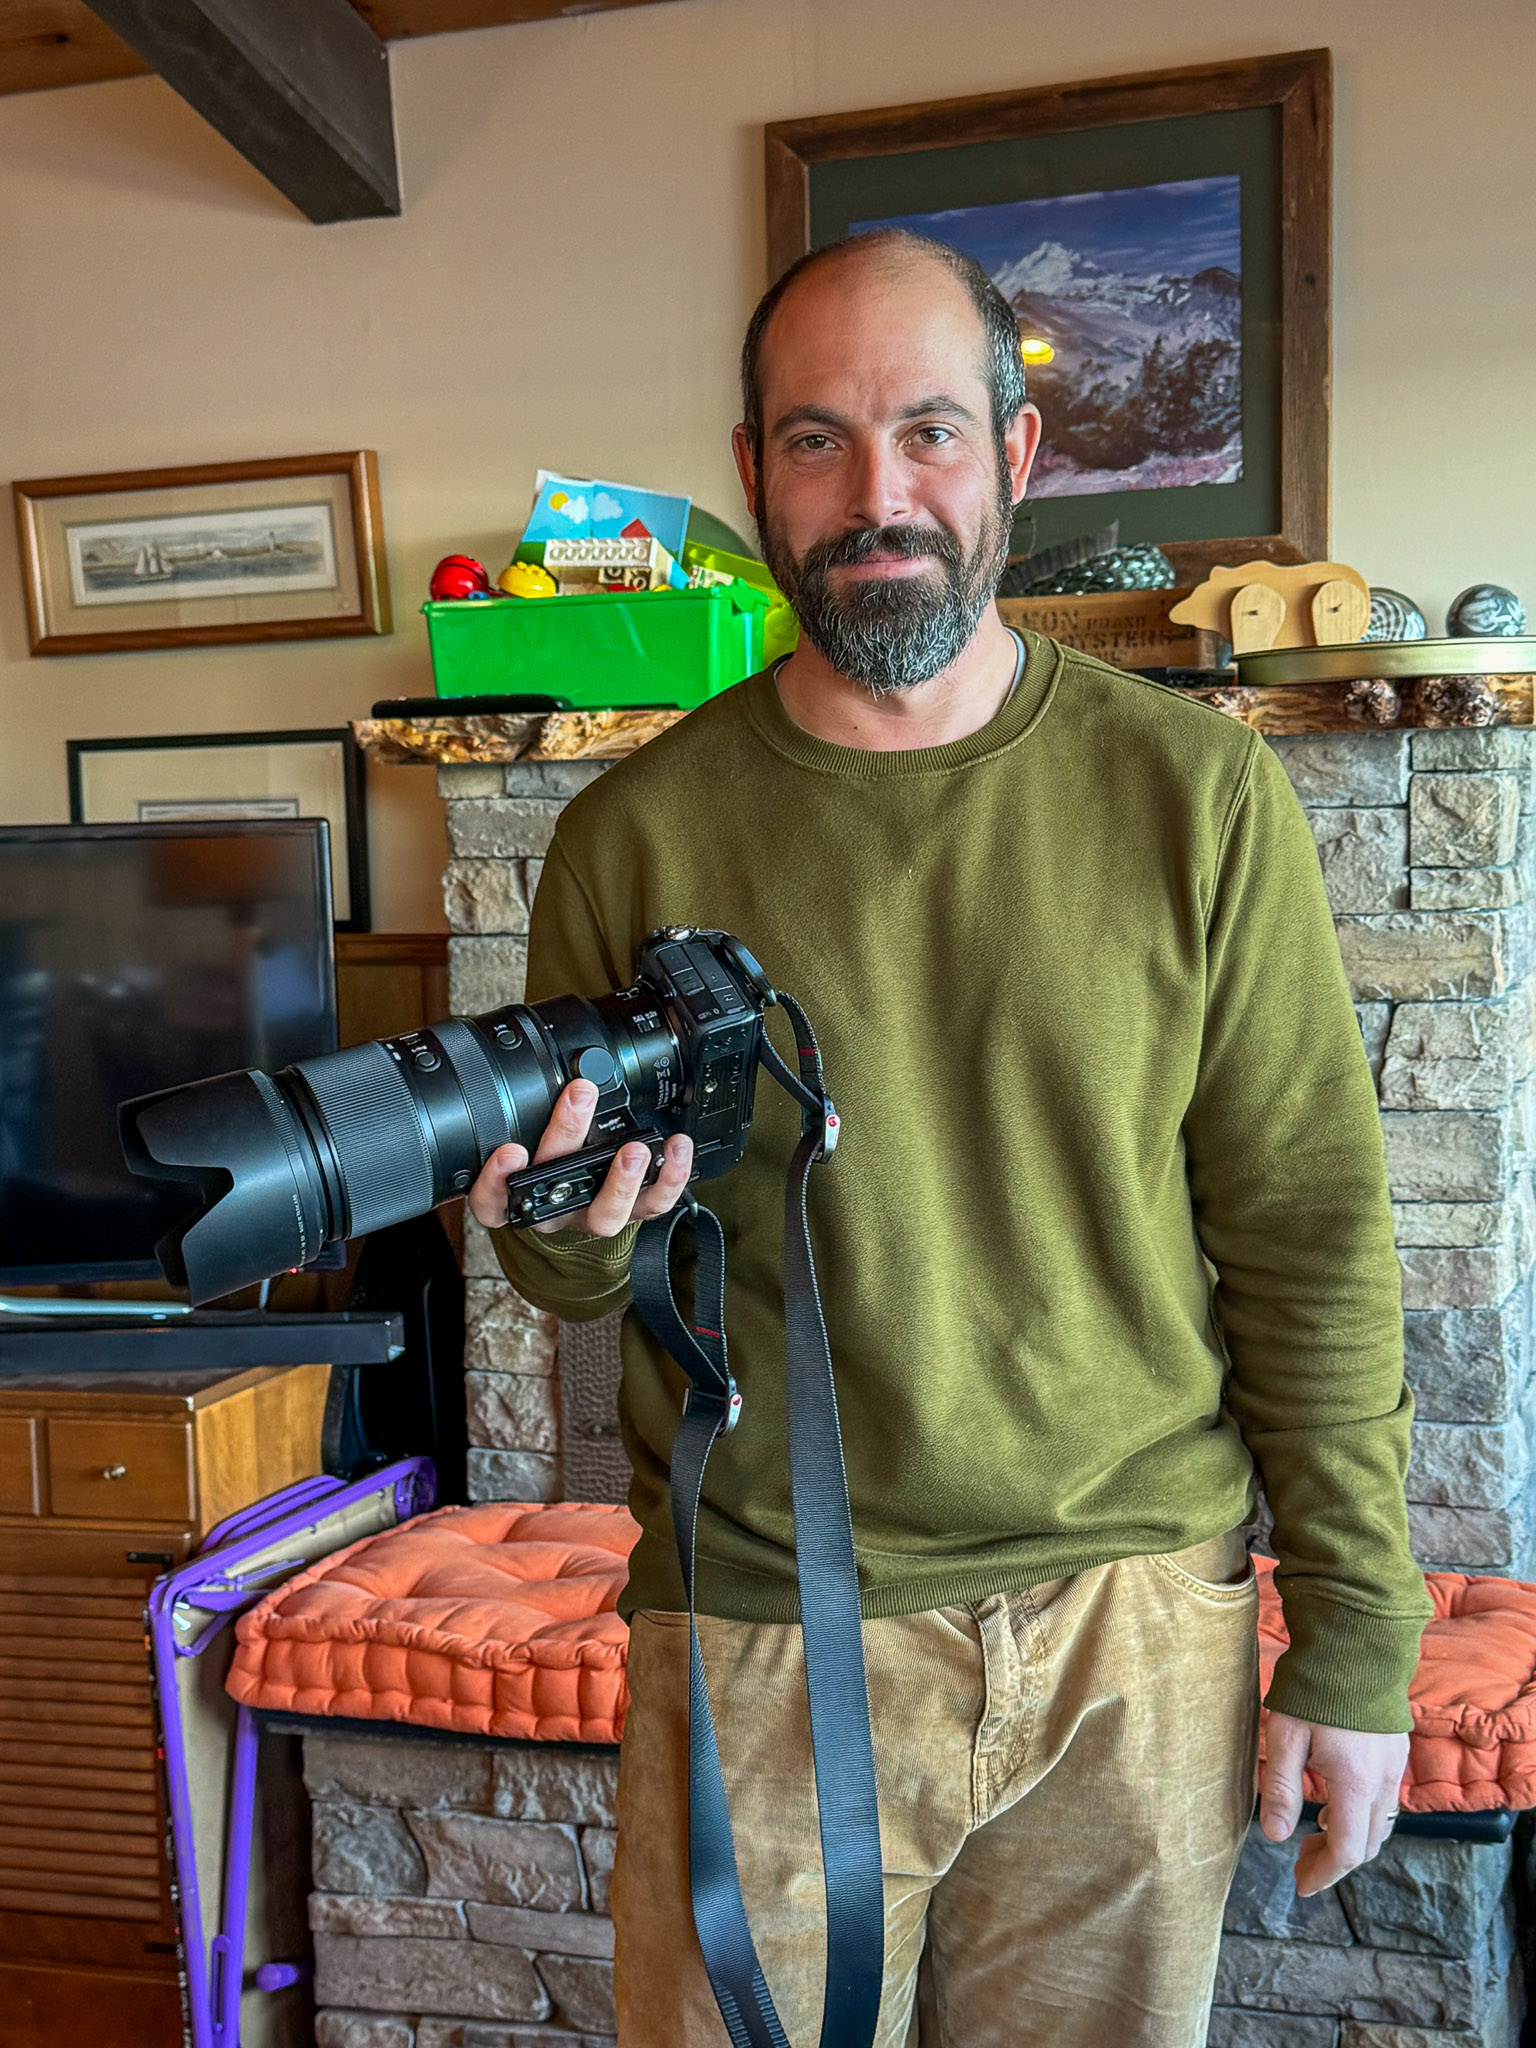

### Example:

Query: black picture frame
xmin=67 ymin=725 xmax=371 ymax=932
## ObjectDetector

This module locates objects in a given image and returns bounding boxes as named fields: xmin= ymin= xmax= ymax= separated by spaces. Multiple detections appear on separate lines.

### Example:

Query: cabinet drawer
xmin=0 ymin=1420 xmax=39 ymax=1516
xmin=45 ymin=1421 xmax=194 ymax=1524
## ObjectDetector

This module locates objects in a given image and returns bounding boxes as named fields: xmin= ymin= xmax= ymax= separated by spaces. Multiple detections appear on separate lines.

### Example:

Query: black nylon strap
xmin=629 ymin=995 xmax=883 ymax=2048
xmin=633 ymin=1204 xmax=787 ymax=2048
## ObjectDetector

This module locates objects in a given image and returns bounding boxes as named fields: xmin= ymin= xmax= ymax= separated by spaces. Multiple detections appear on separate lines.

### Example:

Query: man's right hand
xmin=466 ymin=1078 xmax=695 ymax=1239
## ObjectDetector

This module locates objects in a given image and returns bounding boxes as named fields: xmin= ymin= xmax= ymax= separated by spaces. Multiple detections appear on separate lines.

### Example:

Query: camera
xmin=120 ymin=927 xmax=778 ymax=1307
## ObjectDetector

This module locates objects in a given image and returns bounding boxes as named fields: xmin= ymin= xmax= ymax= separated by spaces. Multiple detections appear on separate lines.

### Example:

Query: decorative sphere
xmin=1447 ymin=583 xmax=1525 ymax=638
xmin=429 ymin=554 xmax=492 ymax=601
xmin=1361 ymin=588 xmax=1428 ymax=643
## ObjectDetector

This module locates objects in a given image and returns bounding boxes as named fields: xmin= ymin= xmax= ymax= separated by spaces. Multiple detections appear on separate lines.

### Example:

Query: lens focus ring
xmin=297 ymin=1042 xmax=434 ymax=1237
xmin=432 ymin=1019 xmax=514 ymax=1159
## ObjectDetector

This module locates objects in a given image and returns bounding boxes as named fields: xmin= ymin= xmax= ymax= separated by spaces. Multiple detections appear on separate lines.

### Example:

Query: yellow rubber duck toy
xmin=498 ymin=560 xmax=557 ymax=598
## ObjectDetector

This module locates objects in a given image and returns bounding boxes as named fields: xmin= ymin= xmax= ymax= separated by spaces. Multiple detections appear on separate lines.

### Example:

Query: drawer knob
xmin=102 ymin=1464 xmax=128 ymax=1481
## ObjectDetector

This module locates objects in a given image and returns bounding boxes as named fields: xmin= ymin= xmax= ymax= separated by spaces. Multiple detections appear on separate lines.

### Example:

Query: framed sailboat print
xmin=12 ymin=451 xmax=391 ymax=655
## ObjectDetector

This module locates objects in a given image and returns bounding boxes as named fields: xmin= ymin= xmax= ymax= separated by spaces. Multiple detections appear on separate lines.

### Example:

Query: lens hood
xmin=119 ymin=1069 xmax=330 ymax=1304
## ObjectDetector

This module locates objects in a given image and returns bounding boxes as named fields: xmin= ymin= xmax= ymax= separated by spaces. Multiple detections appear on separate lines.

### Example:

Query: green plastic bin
xmin=423 ymin=584 xmax=770 ymax=709
xmin=680 ymin=541 xmax=799 ymax=663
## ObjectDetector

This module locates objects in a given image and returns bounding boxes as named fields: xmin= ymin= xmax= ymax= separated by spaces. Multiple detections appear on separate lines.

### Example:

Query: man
xmin=469 ymin=230 xmax=1431 ymax=2046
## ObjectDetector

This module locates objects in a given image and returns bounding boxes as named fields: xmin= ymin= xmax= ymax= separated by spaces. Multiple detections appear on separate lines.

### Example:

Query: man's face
xmin=733 ymin=251 xmax=1040 ymax=694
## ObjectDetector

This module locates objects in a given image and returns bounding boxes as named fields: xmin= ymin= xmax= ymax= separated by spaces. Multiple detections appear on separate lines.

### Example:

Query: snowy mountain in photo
xmin=1000 ymin=241 xmax=1243 ymax=496
xmin=855 ymin=176 xmax=1246 ymax=498
xmin=1001 ymin=240 xmax=1240 ymax=388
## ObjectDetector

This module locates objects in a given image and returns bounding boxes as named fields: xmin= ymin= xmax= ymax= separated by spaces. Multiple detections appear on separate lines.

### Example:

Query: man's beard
xmin=758 ymin=475 xmax=1014 ymax=696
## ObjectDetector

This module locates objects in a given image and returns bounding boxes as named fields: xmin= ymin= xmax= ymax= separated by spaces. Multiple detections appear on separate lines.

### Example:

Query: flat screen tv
xmin=0 ymin=819 xmax=337 ymax=1285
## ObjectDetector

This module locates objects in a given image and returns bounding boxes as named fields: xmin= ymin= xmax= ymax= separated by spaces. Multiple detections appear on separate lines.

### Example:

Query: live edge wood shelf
xmin=353 ymin=666 xmax=1536 ymax=767
xmin=0 ymin=1363 xmax=328 ymax=2048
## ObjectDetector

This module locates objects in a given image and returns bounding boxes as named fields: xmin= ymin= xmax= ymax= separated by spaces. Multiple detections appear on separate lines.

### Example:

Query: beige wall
xmin=0 ymin=0 xmax=1531 ymax=927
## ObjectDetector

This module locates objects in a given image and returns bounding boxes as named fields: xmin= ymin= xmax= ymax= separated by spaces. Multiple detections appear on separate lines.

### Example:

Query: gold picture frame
xmin=12 ymin=450 xmax=391 ymax=656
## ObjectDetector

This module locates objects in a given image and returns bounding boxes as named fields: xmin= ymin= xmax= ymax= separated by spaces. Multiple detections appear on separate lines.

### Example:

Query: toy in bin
xmin=518 ymin=471 xmax=691 ymax=560
xmin=425 ymin=580 xmax=772 ymax=710
xmin=424 ymin=471 xmax=782 ymax=710
xmin=429 ymin=554 xmax=492 ymax=601
xmin=498 ymin=559 xmax=556 ymax=598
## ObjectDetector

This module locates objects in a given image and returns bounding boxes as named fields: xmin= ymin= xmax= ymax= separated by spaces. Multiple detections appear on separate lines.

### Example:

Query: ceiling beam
xmin=79 ymin=0 xmax=400 ymax=222
xmin=353 ymin=0 xmax=670 ymax=33
xmin=0 ymin=3 xmax=144 ymax=94
xmin=0 ymin=3 xmax=680 ymax=101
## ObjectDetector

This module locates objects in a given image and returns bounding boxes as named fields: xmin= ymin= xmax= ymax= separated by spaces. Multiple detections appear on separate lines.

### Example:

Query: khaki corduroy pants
xmin=612 ymin=1531 xmax=1260 ymax=2047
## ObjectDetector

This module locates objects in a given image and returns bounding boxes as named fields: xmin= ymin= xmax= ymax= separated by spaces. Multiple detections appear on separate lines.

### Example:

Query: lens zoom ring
xmin=433 ymin=1020 xmax=513 ymax=1158
xmin=299 ymin=1042 xmax=434 ymax=1237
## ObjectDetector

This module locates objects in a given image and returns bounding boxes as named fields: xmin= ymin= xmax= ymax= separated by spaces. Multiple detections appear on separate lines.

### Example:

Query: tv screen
xmin=0 ymin=820 xmax=337 ymax=1284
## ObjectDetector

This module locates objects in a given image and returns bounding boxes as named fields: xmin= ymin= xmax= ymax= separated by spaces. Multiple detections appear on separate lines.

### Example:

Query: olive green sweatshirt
xmin=490 ymin=634 xmax=1431 ymax=1734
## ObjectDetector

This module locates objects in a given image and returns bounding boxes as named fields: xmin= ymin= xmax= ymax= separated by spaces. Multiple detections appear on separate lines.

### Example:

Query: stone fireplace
xmin=308 ymin=715 xmax=1536 ymax=2047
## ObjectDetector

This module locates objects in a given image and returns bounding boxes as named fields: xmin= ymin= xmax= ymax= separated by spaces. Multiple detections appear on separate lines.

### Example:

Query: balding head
xmin=740 ymin=229 xmax=1027 ymax=466
xmin=728 ymin=229 xmax=1040 ymax=696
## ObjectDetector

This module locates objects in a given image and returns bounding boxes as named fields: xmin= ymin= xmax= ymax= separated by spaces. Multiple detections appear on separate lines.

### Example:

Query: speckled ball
xmin=1447 ymin=583 xmax=1525 ymax=637
xmin=1361 ymin=588 xmax=1427 ymax=643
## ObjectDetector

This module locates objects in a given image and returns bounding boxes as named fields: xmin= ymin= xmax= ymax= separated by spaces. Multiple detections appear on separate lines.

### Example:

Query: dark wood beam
xmin=78 ymin=0 xmax=400 ymax=222
xmin=0 ymin=1 xmax=681 ymax=98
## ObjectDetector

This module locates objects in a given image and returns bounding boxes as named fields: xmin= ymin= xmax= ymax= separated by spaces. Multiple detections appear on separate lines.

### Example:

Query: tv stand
xmin=0 ymin=1294 xmax=192 ymax=1320
xmin=0 ymin=1309 xmax=404 ymax=1374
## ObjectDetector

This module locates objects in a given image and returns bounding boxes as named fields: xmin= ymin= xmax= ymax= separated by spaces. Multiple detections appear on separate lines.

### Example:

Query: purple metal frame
xmin=146 ymin=1458 xmax=437 ymax=2048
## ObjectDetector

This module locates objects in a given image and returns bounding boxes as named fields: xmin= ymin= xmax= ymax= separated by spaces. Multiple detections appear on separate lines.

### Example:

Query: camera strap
xmin=629 ymin=990 xmax=884 ymax=2048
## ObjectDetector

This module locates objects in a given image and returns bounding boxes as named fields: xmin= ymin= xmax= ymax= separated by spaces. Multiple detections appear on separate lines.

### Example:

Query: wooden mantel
xmin=354 ymin=670 xmax=1536 ymax=768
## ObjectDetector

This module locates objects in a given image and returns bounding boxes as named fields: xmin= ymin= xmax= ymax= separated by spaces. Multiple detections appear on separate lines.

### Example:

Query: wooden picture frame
xmin=67 ymin=725 xmax=371 ymax=930
xmin=13 ymin=451 xmax=391 ymax=655
xmin=765 ymin=50 xmax=1331 ymax=580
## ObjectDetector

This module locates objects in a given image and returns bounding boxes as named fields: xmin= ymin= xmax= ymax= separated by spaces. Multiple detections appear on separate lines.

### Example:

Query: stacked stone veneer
xmin=305 ymin=1729 xmax=618 ymax=2048
xmin=1210 ymin=728 xmax=1536 ymax=2047
xmin=438 ymin=759 xmax=616 ymax=1507
xmin=1276 ymin=731 xmax=1536 ymax=1586
xmin=1209 ymin=1820 xmax=1523 ymax=2047
xmin=306 ymin=733 xmax=1536 ymax=2047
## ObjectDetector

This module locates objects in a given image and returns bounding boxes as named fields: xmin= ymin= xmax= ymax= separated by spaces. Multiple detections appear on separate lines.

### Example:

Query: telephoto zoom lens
xmin=120 ymin=985 xmax=684 ymax=1306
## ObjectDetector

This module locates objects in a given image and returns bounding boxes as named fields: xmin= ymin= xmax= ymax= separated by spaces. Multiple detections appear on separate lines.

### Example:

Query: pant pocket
xmin=1149 ymin=1529 xmax=1257 ymax=1601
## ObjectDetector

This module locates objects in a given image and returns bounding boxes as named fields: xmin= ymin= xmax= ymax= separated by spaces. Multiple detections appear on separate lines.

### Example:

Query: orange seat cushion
xmin=226 ymin=1502 xmax=639 ymax=1745
xmin=1257 ymin=1555 xmax=1536 ymax=1813
xmin=230 ymin=1510 xmax=1536 ymax=1809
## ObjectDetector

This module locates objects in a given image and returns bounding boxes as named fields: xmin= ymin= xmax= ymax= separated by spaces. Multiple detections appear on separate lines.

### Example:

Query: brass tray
xmin=1235 ymin=638 xmax=1536 ymax=686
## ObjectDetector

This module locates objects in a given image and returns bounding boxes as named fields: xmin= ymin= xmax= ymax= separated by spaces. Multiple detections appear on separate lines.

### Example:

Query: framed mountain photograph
xmin=765 ymin=51 xmax=1330 ymax=580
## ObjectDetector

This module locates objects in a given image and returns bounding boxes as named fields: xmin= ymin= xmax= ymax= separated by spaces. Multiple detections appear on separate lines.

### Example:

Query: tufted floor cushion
xmin=229 ymin=1507 xmax=1536 ymax=1807
xmin=1257 ymin=1555 xmax=1536 ymax=1813
xmin=226 ymin=1501 xmax=638 ymax=1744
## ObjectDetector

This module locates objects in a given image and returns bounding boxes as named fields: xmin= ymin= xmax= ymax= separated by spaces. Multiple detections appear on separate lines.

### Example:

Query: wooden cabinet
xmin=0 ymin=1364 xmax=328 ymax=2048
xmin=335 ymin=930 xmax=448 ymax=1048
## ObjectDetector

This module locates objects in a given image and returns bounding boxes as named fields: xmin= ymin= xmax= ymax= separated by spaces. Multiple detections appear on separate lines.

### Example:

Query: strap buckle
xmin=818 ymin=1099 xmax=840 ymax=1160
xmin=684 ymin=1381 xmax=743 ymax=1434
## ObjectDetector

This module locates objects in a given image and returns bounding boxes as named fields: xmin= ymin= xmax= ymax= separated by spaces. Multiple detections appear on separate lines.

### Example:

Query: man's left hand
xmin=1259 ymin=1711 xmax=1409 ymax=1895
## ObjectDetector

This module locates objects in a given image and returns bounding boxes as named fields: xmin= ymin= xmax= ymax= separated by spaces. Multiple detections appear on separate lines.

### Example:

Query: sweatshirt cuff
xmin=515 ymin=1221 xmax=640 ymax=1268
xmin=1263 ymin=1588 xmax=1429 ymax=1734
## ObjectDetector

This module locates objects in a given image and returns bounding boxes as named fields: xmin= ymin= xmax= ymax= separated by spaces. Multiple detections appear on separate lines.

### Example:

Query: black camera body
xmin=120 ymin=926 xmax=778 ymax=1306
xmin=488 ymin=925 xmax=773 ymax=1227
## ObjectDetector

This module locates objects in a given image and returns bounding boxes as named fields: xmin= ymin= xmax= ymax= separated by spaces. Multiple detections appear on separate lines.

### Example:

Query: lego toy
xmin=498 ymin=560 xmax=557 ymax=598
xmin=543 ymin=532 xmax=687 ymax=594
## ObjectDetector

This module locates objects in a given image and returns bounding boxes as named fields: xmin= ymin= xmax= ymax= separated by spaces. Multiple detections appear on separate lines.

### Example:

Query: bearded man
xmin=469 ymin=230 xmax=1430 ymax=2047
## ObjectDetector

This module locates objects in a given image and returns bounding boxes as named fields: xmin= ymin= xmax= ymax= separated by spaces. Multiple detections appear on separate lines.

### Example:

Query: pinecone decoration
xmin=1022 ymin=543 xmax=1176 ymax=596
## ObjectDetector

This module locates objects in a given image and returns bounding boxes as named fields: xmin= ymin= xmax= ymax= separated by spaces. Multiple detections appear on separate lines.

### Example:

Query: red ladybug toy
xmin=429 ymin=554 xmax=492 ymax=601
